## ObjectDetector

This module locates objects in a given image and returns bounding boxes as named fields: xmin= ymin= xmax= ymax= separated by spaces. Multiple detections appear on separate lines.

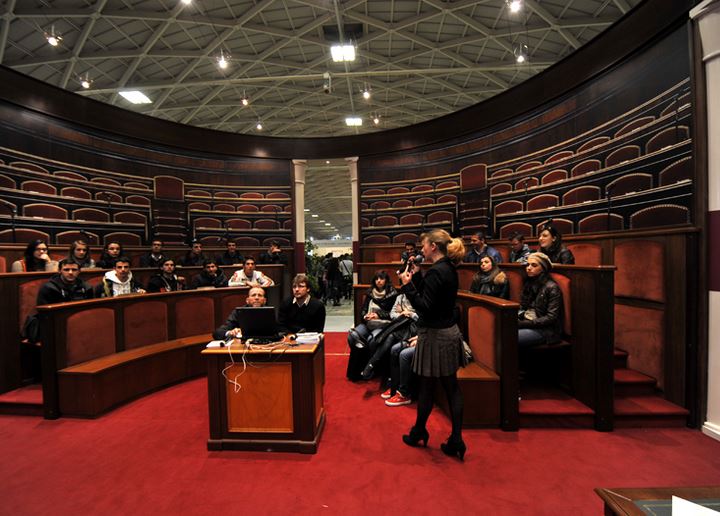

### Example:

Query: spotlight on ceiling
xmin=45 ymin=25 xmax=62 ymax=47
xmin=241 ymin=97 xmax=249 ymax=106
xmin=217 ymin=50 xmax=230 ymax=70
xmin=507 ymin=0 xmax=522 ymax=13
xmin=345 ymin=116 xmax=362 ymax=127
xmin=514 ymin=43 xmax=529 ymax=64
xmin=181 ymin=0 xmax=192 ymax=5
xmin=373 ymin=115 xmax=380 ymax=125
xmin=256 ymin=121 xmax=263 ymax=131
xmin=331 ymin=44 xmax=356 ymax=62
xmin=362 ymin=89 xmax=371 ymax=100
xmin=80 ymin=75 xmax=92 ymax=89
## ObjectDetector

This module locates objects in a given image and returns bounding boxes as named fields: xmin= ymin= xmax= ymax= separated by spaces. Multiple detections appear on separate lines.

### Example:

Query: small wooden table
xmin=595 ymin=486 xmax=720 ymax=515
xmin=202 ymin=337 xmax=325 ymax=453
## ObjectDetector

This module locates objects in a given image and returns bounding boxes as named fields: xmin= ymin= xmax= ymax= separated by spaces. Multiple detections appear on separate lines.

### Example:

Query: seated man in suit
xmin=228 ymin=256 xmax=274 ymax=287
xmin=37 ymin=257 xmax=94 ymax=305
xmin=278 ymin=274 xmax=326 ymax=334
xmin=95 ymin=256 xmax=146 ymax=297
xmin=212 ymin=287 xmax=267 ymax=339
xmin=139 ymin=239 xmax=166 ymax=269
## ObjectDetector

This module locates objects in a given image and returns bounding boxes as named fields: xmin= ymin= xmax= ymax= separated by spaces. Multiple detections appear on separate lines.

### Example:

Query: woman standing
xmin=399 ymin=229 xmax=467 ymax=460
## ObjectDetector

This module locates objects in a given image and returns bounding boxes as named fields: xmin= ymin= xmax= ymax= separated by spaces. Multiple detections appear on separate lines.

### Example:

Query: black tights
xmin=414 ymin=374 xmax=463 ymax=441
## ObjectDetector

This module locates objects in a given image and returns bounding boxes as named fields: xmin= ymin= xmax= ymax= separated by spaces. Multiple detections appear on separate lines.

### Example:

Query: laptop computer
xmin=234 ymin=306 xmax=279 ymax=341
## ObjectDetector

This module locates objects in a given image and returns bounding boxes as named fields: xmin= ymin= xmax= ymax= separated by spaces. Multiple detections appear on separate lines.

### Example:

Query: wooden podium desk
xmin=202 ymin=337 xmax=325 ymax=453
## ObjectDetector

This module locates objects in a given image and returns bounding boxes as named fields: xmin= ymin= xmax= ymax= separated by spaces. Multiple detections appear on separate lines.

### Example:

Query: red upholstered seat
xmin=239 ymin=192 xmax=263 ymax=199
xmin=255 ymin=219 xmax=280 ymax=230
xmin=73 ymin=208 xmax=110 ymax=222
xmin=194 ymin=217 xmax=222 ymax=229
xmin=114 ymin=211 xmax=147 ymax=224
xmin=491 ymin=168 xmax=513 ymax=179
xmin=0 ymin=256 xmax=5 ymax=273
xmin=504 ymin=269 xmax=524 ymax=302
xmin=496 ymin=246 xmax=510 ymax=262
xmin=414 ymin=197 xmax=434 ymax=207
xmin=264 ymin=237 xmax=289 ymax=246
xmin=261 ymin=204 xmax=282 ymax=213
xmin=21 ymin=180 xmax=56 ymax=195
xmin=61 ymin=187 xmax=92 ymax=200
xmin=536 ymin=218 xmax=572 ymax=236
xmin=517 ymin=161 xmax=541 ymax=173
xmin=0 ymin=173 xmax=15 ymax=188
xmin=436 ymin=181 xmax=458 ymax=189
xmin=104 ymin=232 xmax=141 ymax=245
xmin=373 ymin=215 xmax=397 ymax=226
xmin=55 ymin=170 xmax=86 ymax=181
xmin=0 ymin=228 xmax=50 ymax=243
xmin=577 ymin=136 xmax=610 ymax=153
xmin=24 ymin=203 xmax=68 ymax=219
xmin=19 ymin=279 xmax=46 ymax=330
xmin=237 ymin=204 xmax=259 ymax=212
xmin=387 ymin=187 xmax=410 ymax=194
xmin=213 ymin=203 xmax=235 ymax=212
xmin=265 ymin=192 xmax=290 ymax=200
xmin=175 ymin=297 xmax=215 ymax=338
xmin=12 ymin=162 xmax=48 ymax=173
xmin=66 ymin=308 xmax=117 ymax=366
xmin=550 ymin=273 xmax=571 ymax=336
xmin=187 ymin=190 xmax=211 ymax=198
xmin=364 ymin=235 xmax=390 ymax=244
xmin=91 ymin=177 xmax=121 ymax=186
xmin=199 ymin=236 xmax=223 ymax=245
xmin=606 ymin=145 xmax=641 ymax=167
xmin=95 ymin=191 xmax=122 ymax=203
xmin=392 ymin=232 xmax=418 ymax=244
xmin=607 ymin=173 xmax=653 ymax=196
xmin=215 ymin=191 xmax=238 ymax=199
xmin=57 ymin=231 xmax=100 ymax=245
xmin=399 ymin=214 xmax=423 ymax=225
xmin=124 ymin=181 xmax=150 ymax=190
xmin=283 ymin=219 xmax=293 ymax=229
xmin=545 ymin=151 xmax=573 ymax=164
xmin=226 ymin=218 xmax=251 ymax=229
xmin=392 ymin=199 xmax=413 ymax=208
xmin=427 ymin=211 xmax=452 ymax=224
xmin=361 ymin=218 xmax=369 ymax=228
xmin=562 ymin=186 xmax=600 ymax=205
xmin=411 ymin=184 xmax=433 ymax=193
xmin=515 ymin=177 xmax=538 ymax=190
xmin=571 ymin=159 xmax=601 ymax=177
xmin=646 ymin=126 xmax=689 ymax=153
xmin=235 ymin=236 xmax=260 ymax=246
xmin=527 ymin=194 xmax=558 ymax=211
xmin=437 ymin=194 xmax=457 ymax=204
xmin=577 ymin=213 xmax=623 ymax=233
xmin=188 ymin=202 xmax=211 ymax=211
xmin=124 ymin=302 xmax=168 ymax=349
xmin=498 ymin=222 xmax=532 ymax=239
xmin=630 ymin=204 xmax=689 ymax=229
xmin=494 ymin=200 xmax=523 ymax=215
xmin=363 ymin=188 xmax=384 ymax=196
xmin=126 ymin=195 xmax=150 ymax=206
xmin=490 ymin=183 xmax=512 ymax=196
xmin=541 ymin=169 xmax=567 ymax=185
xmin=659 ymin=157 xmax=692 ymax=186
xmin=614 ymin=116 xmax=654 ymax=138
xmin=370 ymin=201 xmax=391 ymax=210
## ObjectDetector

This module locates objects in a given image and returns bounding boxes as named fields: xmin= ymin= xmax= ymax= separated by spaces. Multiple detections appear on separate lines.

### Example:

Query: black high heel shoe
xmin=440 ymin=438 xmax=466 ymax=461
xmin=402 ymin=427 xmax=429 ymax=448
xmin=360 ymin=363 xmax=374 ymax=380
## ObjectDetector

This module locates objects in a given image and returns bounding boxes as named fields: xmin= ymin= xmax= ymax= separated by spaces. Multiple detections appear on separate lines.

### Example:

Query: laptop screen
xmin=234 ymin=306 xmax=278 ymax=339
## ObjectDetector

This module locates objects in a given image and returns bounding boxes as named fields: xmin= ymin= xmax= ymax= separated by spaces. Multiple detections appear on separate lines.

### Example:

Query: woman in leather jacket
xmin=518 ymin=252 xmax=564 ymax=348
xmin=537 ymin=224 xmax=575 ymax=265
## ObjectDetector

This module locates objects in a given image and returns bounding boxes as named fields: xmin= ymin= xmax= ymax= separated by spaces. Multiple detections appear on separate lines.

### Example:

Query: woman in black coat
xmin=399 ymin=229 xmax=467 ymax=460
xmin=537 ymin=223 xmax=575 ymax=265
xmin=469 ymin=255 xmax=509 ymax=299
xmin=518 ymin=252 xmax=564 ymax=348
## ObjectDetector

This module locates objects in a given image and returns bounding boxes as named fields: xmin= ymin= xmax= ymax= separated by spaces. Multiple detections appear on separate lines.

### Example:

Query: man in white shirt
xmin=228 ymin=256 xmax=274 ymax=287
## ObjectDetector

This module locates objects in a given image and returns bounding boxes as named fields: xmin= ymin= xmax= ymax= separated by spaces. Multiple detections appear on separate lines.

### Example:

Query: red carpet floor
xmin=1 ymin=332 xmax=720 ymax=515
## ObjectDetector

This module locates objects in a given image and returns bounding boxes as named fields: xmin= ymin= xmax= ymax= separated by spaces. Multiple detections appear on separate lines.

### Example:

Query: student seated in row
xmin=69 ymin=240 xmax=97 ymax=269
xmin=96 ymin=241 xmax=123 ymax=269
xmin=463 ymin=230 xmax=502 ymax=264
xmin=518 ymin=252 xmax=564 ymax=348
xmin=179 ymin=240 xmax=206 ymax=267
xmin=258 ymin=240 xmax=287 ymax=265
xmin=212 ymin=287 xmax=267 ymax=340
xmin=469 ymin=255 xmax=509 ymax=299
xmin=36 ymin=257 xmax=94 ymax=305
xmin=228 ymin=256 xmax=274 ymax=287
xmin=95 ymin=256 xmax=146 ymax=297
xmin=192 ymin=258 xmax=228 ymax=289
xmin=216 ymin=240 xmax=243 ymax=266
xmin=12 ymin=240 xmax=57 ymax=272
xmin=139 ymin=239 xmax=166 ymax=269
xmin=146 ymin=258 xmax=185 ymax=292
xmin=537 ymin=223 xmax=575 ymax=265
xmin=508 ymin=232 xmax=531 ymax=264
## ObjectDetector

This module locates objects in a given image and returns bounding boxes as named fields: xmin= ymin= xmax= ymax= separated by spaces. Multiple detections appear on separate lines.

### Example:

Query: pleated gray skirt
xmin=412 ymin=325 xmax=468 ymax=378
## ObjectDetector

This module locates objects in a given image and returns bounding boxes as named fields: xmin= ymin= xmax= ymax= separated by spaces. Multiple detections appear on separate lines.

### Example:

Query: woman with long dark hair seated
xmin=518 ymin=252 xmax=564 ymax=348
xmin=96 ymin=241 xmax=123 ymax=269
xmin=346 ymin=270 xmax=397 ymax=380
xmin=398 ymin=229 xmax=468 ymax=460
xmin=537 ymin=223 xmax=574 ymax=265
xmin=11 ymin=240 xmax=57 ymax=272
xmin=469 ymin=255 xmax=509 ymax=299
xmin=69 ymin=240 xmax=96 ymax=269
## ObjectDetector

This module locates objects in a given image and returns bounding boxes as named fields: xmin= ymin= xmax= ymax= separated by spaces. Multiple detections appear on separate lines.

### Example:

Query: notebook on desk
xmin=234 ymin=306 xmax=280 ymax=341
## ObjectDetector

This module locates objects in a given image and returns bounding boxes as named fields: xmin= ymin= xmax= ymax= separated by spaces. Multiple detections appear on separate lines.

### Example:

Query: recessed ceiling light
xmin=217 ymin=50 xmax=230 ymax=70
xmin=119 ymin=91 xmax=152 ymax=104
xmin=304 ymin=208 xmax=310 ymax=212
xmin=331 ymin=44 xmax=355 ymax=62
xmin=324 ymin=223 xmax=331 ymax=226
xmin=311 ymin=214 xmax=318 ymax=218
xmin=181 ymin=0 xmax=192 ymax=5
xmin=373 ymin=116 xmax=380 ymax=125
xmin=345 ymin=117 xmax=362 ymax=127
xmin=362 ymin=89 xmax=371 ymax=100
xmin=45 ymin=26 xmax=62 ymax=47
xmin=80 ymin=75 xmax=92 ymax=89
xmin=256 ymin=121 xmax=263 ymax=130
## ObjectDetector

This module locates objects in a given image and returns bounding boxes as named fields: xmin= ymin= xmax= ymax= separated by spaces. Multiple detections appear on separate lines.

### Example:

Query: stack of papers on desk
xmin=296 ymin=332 xmax=321 ymax=344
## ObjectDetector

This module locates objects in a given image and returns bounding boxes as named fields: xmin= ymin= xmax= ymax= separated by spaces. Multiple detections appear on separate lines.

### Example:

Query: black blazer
xmin=400 ymin=256 xmax=458 ymax=329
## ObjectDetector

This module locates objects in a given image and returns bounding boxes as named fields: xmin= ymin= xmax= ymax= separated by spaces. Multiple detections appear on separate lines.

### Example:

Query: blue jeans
xmin=347 ymin=323 xmax=383 ymax=348
xmin=518 ymin=329 xmax=545 ymax=348
xmin=390 ymin=342 xmax=415 ymax=396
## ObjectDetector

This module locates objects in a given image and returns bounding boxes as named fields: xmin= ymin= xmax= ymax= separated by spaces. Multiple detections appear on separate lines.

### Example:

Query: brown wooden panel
xmin=175 ymin=297 xmax=214 ymax=338
xmin=225 ymin=362 xmax=293 ymax=432
xmin=66 ymin=308 xmax=116 ymax=366
xmin=124 ymin=301 xmax=168 ymax=349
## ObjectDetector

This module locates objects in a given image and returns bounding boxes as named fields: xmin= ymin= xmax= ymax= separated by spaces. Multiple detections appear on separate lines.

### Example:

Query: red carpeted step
xmin=615 ymin=395 xmax=689 ymax=428
xmin=519 ymin=398 xmax=595 ymax=428
xmin=0 ymin=384 xmax=43 ymax=416
xmin=614 ymin=368 xmax=657 ymax=397
xmin=614 ymin=348 xmax=628 ymax=369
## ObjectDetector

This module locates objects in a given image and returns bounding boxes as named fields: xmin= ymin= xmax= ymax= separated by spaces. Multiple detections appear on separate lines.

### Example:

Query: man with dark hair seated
xmin=509 ymin=232 xmax=531 ymax=263
xmin=216 ymin=240 xmax=244 ymax=266
xmin=463 ymin=230 xmax=503 ymax=264
xmin=139 ymin=239 xmax=166 ymax=268
xmin=191 ymin=258 xmax=228 ymax=289
xmin=146 ymin=258 xmax=185 ymax=293
xmin=258 ymin=240 xmax=288 ymax=265
xmin=95 ymin=256 xmax=146 ymax=297
xmin=212 ymin=287 xmax=267 ymax=340
xmin=179 ymin=240 xmax=206 ymax=267
xmin=278 ymin=274 xmax=325 ymax=334
xmin=36 ymin=257 xmax=94 ymax=305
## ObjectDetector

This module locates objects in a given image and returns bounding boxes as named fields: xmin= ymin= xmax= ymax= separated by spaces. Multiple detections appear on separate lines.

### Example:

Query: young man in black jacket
xmin=36 ymin=257 xmax=94 ymax=305
xmin=278 ymin=274 xmax=325 ymax=334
